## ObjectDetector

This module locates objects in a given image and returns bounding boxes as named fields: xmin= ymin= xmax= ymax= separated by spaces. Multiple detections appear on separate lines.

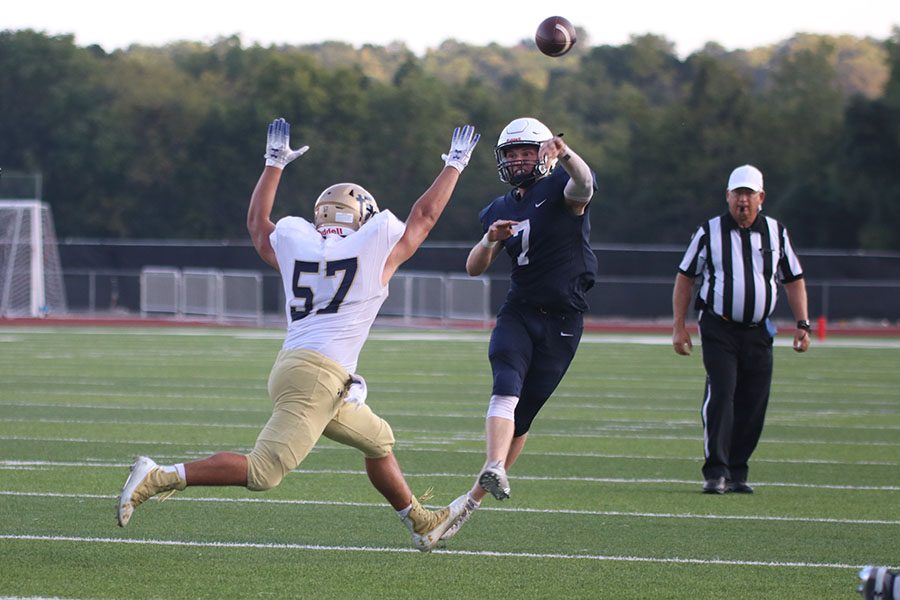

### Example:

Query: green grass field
xmin=1 ymin=325 xmax=898 ymax=599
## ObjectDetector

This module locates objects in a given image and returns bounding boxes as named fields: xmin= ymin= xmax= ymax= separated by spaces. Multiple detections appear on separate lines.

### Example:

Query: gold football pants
xmin=246 ymin=349 xmax=395 ymax=491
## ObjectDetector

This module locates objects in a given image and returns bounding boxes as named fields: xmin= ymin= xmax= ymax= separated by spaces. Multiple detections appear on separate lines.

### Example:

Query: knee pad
xmin=245 ymin=442 xmax=294 ymax=492
xmin=487 ymin=394 xmax=519 ymax=421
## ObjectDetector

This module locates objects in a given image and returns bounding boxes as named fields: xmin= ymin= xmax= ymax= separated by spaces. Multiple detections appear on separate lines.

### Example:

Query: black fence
xmin=58 ymin=239 xmax=900 ymax=322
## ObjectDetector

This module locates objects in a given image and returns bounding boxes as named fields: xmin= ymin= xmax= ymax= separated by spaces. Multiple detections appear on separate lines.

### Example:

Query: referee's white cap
xmin=727 ymin=164 xmax=764 ymax=192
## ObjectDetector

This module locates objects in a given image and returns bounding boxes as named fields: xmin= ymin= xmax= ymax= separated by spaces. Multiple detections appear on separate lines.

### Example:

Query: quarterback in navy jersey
xmin=478 ymin=164 xmax=597 ymax=313
xmin=440 ymin=117 xmax=598 ymax=541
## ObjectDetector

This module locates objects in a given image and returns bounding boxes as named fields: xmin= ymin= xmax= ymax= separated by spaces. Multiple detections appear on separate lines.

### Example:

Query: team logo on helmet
xmin=314 ymin=183 xmax=379 ymax=236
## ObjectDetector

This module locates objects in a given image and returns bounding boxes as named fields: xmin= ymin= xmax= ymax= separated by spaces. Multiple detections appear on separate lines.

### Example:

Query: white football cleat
xmin=439 ymin=494 xmax=480 ymax=541
xmin=403 ymin=493 xmax=468 ymax=552
xmin=478 ymin=461 xmax=511 ymax=500
xmin=116 ymin=456 xmax=185 ymax=527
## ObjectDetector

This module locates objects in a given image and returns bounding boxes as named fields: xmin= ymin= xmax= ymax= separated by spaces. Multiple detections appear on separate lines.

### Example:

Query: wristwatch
xmin=796 ymin=320 xmax=811 ymax=331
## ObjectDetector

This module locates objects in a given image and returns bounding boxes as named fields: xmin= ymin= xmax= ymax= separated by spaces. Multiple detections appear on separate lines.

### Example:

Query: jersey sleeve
xmin=777 ymin=225 xmax=804 ymax=283
xmin=477 ymin=202 xmax=495 ymax=234
xmin=371 ymin=210 xmax=406 ymax=265
xmin=678 ymin=224 xmax=707 ymax=277
xmin=270 ymin=217 xmax=315 ymax=254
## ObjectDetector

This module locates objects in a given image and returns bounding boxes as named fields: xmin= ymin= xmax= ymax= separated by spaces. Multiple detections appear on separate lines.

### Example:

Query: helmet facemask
xmin=313 ymin=183 xmax=379 ymax=236
xmin=496 ymin=144 xmax=552 ymax=188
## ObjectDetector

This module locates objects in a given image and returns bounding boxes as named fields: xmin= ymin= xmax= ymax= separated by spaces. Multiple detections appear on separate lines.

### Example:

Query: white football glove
xmin=344 ymin=374 xmax=368 ymax=410
xmin=264 ymin=118 xmax=309 ymax=169
xmin=441 ymin=125 xmax=480 ymax=173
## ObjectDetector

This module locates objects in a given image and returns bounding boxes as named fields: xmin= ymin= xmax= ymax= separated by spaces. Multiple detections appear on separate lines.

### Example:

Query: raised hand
xmin=442 ymin=125 xmax=480 ymax=173
xmin=264 ymin=118 xmax=309 ymax=170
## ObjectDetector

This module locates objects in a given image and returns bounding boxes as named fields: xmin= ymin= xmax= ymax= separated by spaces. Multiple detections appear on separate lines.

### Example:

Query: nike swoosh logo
xmin=560 ymin=332 xmax=574 ymax=337
xmin=535 ymin=199 xmax=547 ymax=207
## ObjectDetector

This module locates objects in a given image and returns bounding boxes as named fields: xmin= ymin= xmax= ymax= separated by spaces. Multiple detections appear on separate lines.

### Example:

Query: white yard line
xmin=3 ymin=325 xmax=900 ymax=348
xmin=0 ymin=533 xmax=883 ymax=570
xmin=2 ymin=463 xmax=899 ymax=491
xmin=2 ymin=435 xmax=896 ymax=466
xmin=2 ymin=490 xmax=897 ymax=524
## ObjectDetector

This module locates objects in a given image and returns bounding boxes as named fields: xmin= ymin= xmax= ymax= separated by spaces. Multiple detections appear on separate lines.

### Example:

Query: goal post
xmin=0 ymin=200 xmax=68 ymax=317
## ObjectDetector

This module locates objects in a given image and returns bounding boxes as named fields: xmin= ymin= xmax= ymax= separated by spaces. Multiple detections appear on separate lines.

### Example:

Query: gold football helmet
xmin=313 ymin=183 xmax=379 ymax=235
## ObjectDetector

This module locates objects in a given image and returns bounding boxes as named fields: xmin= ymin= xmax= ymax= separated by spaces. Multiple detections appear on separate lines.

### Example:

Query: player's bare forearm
xmin=467 ymin=219 xmax=516 ymax=276
xmin=406 ymin=167 xmax=460 ymax=240
xmin=466 ymin=242 xmax=497 ymax=276
xmin=247 ymin=167 xmax=281 ymax=270
xmin=383 ymin=166 xmax=460 ymax=284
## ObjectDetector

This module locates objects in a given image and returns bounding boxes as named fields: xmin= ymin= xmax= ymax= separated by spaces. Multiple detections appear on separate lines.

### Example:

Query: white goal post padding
xmin=0 ymin=201 xmax=67 ymax=317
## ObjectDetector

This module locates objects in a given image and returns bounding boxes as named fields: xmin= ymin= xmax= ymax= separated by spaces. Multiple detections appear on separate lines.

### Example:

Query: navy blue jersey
xmin=479 ymin=167 xmax=598 ymax=313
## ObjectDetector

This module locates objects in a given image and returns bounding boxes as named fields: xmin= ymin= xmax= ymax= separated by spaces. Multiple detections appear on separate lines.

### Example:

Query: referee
xmin=671 ymin=164 xmax=811 ymax=494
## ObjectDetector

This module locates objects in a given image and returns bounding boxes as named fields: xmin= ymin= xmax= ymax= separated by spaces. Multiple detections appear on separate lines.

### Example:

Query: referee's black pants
xmin=698 ymin=311 xmax=773 ymax=482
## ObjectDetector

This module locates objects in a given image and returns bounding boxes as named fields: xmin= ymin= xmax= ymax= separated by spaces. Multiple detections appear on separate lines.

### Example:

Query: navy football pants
xmin=488 ymin=302 xmax=583 ymax=437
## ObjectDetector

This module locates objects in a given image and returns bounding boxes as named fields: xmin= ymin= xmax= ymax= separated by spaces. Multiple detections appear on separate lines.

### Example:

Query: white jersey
xmin=270 ymin=210 xmax=406 ymax=373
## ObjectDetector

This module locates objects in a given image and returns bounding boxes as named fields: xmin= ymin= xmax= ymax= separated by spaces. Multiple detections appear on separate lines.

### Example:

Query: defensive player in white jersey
xmin=116 ymin=118 xmax=480 ymax=552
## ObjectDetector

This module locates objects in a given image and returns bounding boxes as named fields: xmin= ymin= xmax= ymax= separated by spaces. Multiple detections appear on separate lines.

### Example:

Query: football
xmin=535 ymin=16 xmax=577 ymax=57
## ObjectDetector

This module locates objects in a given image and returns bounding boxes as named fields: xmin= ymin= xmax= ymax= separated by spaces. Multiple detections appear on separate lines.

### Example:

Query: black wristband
xmin=796 ymin=320 xmax=811 ymax=331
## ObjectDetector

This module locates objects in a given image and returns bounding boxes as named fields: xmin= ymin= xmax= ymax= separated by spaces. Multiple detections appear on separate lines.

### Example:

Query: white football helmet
xmin=314 ymin=183 xmax=379 ymax=235
xmin=495 ymin=117 xmax=555 ymax=187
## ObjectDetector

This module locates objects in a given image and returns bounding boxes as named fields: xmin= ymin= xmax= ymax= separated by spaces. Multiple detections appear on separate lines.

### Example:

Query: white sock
xmin=397 ymin=504 xmax=412 ymax=519
xmin=160 ymin=464 xmax=186 ymax=481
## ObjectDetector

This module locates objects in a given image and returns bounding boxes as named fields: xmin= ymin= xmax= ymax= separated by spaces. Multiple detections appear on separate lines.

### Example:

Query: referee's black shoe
xmin=702 ymin=477 xmax=726 ymax=494
xmin=858 ymin=566 xmax=897 ymax=599
xmin=726 ymin=480 xmax=754 ymax=494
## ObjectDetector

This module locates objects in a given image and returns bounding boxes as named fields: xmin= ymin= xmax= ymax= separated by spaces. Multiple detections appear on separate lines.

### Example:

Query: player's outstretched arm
xmin=382 ymin=125 xmax=480 ymax=285
xmin=247 ymin=118 xmax=309 ymax=270
xmin=540 ymin=136 xmax=594 ymax=213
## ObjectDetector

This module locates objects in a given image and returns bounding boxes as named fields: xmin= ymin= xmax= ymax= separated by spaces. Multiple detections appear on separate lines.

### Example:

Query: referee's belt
xmin=704 ymin=310 xmax=762 ymax=329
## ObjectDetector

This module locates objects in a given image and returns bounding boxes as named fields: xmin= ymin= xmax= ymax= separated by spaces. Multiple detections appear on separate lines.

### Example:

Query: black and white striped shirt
xmin=678 ymin=212 xmax=804 ymax=325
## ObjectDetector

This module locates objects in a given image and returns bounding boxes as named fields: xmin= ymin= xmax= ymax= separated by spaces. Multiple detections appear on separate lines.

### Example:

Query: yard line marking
xmin=5 ymin=401 xmax=899 ymax=431
xmin=0 ymin=534 xmax=878 ymax=569
xmin=3 ymin=491 xmax=898 ymax=525
xmin=0 ymin=435 xmax=238 ymax=448
xmin=3 ymin=436 xmax=897 ymax=467
xmin=2 ymin=462 xmax=898 ymax=491
xmin=5 ymin=325 xmax=900 ymax=350
xmin=3 ymin=417 xmax=899 ymax=448
xmin=0 ymin=400 xmax=265 ymax=413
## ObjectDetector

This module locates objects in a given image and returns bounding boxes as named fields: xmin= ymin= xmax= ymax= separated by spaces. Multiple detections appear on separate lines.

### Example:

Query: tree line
xmin=1 ymin=28 xmax=899 ymax=249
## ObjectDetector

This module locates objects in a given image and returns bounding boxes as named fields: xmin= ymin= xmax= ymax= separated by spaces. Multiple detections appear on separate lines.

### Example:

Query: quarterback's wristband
xmin=480 ymin=234 xmax=498 ymax=249
xmin=796 ymin=320 xmax=811 ymax=331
